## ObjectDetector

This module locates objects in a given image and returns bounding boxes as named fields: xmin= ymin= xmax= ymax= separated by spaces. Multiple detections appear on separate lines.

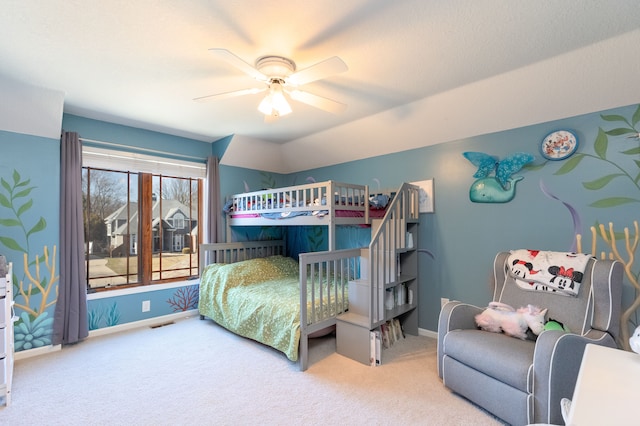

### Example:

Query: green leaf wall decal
xmin=594 ymin=128 xmax=608 ymax=159
xmin=14 ymin=187 xmax=34 ymax=198
xmin=0 ymin=236 xmax=25 ymax=252
xmin=600 ymin=114 xmax=628 ymax=122
xmin=583 ymin=174 xmax=625 ymax=190
xmin=0 ymin=218 xmax=21 ymax=227
xmin=0 ymin=193 xmax=10 ymax=208
xmin=589 ymin=197 xmax=639 ymax=208
xmin=554 ymin=154 xmax=585 ymax=175
xmin=17 ymin=199 xmax=33 ymax=216
xmin=26 ymin=217 xmax=46 ymax=237
xmin=605 ymin=128 xmax=637 ymax=136
xmin=622 ymin=147 xmax=640 ymax=155
xmin=632 ymin=105 xmax=640 ymax=126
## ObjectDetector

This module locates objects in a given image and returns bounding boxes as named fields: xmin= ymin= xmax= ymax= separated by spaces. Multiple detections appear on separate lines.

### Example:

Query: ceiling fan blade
xmin=287 ymin=56 xmax=348 ymax=86
xmin=288 ymin=90 xmax=347 ymax=114
xmin=209 ymin=48 xmax=268 ymax=82
xmin=193 ymin=87 xmax=265 ymax=102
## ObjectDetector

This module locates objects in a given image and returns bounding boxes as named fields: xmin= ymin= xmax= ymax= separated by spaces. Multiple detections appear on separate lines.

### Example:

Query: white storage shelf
xmin=1 ymin=260 xmax=15 ymax=407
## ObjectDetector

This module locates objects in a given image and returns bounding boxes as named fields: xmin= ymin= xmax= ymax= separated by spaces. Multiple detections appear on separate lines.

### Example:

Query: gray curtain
xmin=205 ymin=156 xmax=222 ymax=244
xmin=53 ymin=131 xmax=88 ymax=345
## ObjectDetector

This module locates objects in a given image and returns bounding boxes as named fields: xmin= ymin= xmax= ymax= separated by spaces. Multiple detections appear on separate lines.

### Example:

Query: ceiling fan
xmin=194 ymin=48 xmax=348 ymax=118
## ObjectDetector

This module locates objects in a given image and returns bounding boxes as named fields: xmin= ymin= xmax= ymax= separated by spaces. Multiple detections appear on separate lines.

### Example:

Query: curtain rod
xmin=79 ymin=137 xmax=207 ymax=162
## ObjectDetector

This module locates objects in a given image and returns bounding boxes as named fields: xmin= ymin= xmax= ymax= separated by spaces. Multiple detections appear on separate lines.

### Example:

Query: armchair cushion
xmin=443 ymin=329 xmax=535 ymax=392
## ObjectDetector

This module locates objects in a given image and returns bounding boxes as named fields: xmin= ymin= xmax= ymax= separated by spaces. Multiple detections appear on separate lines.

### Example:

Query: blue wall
xmin=63 ymin=114 xmax=213 ymax=160
xmin=0 ymin=131 xmax=60 ymax=350
xmin=222 ymin=104 xmax=640 ymax=333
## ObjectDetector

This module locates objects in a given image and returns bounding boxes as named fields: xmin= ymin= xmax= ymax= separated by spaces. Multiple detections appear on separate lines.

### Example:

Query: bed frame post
xmin=299 ymin=334 xmax=309 ymax=371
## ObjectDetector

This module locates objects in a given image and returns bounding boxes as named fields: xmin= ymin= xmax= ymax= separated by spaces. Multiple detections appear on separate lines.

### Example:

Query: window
xmin=82 ymin=147 xmax=205 ymax=292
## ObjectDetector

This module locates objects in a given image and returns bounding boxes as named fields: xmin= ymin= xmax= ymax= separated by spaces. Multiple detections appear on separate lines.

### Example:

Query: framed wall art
xmin=411 ymin=178 xmax=434 ymax=213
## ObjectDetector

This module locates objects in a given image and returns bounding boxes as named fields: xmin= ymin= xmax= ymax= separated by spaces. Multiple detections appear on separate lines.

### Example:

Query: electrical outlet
xmin=441 ymin=298 xmax=449 ymax=308
xmin=142 ymin=300 xmax=151 ymax=312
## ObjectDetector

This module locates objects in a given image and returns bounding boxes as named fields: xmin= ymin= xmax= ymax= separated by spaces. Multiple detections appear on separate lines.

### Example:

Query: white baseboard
xmin=88 ymin=309 xmax=198 ymax=338
xmin=14 ymin=310 xmax=199 ymax=361
xmin=15 ymin=343 xmax=62 ymax=361
xmin=419 ymin=327 xmax=437 ymax=339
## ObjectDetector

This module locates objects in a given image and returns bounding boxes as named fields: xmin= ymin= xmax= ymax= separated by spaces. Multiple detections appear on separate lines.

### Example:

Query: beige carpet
xmin=3 ymin=316 xmax=503 ymax=425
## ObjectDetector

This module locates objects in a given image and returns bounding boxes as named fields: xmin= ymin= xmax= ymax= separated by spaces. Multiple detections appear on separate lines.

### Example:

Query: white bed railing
xmin=228 ymin=180 xmax=369 ymax=215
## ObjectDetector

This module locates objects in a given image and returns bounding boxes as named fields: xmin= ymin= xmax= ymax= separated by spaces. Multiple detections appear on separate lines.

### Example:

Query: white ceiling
xmin=2 ymin=1 xmax=640 ymax=169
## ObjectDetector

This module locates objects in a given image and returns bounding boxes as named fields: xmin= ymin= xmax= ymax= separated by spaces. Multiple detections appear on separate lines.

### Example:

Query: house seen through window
xmin=82 ymin=148 xmax=204 ymax=291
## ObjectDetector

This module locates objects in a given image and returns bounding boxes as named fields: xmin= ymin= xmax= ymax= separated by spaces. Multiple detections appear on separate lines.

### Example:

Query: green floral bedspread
xmin=198 ymin=256 xmax=303 ymax=361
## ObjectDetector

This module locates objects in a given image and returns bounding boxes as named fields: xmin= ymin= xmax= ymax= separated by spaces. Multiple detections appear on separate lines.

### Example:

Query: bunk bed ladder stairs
xmin=336 ymin=183 xmax=420 ymax=365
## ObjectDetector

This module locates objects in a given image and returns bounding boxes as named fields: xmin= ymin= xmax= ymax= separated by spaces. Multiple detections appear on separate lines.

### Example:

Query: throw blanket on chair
xmin=507 ymin=249 xmax=592 ymax=297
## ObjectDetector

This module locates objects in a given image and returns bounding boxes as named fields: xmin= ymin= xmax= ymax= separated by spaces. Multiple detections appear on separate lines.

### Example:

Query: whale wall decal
xmin=469 ymin=176 xmax=523 ymax=203
xmin=463 ymin=151 xmax=534 ymax=203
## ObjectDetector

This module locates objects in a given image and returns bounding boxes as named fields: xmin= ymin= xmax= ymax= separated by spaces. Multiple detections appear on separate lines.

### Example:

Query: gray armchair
xmin=437 ymin=252 xmax=623 ymax=425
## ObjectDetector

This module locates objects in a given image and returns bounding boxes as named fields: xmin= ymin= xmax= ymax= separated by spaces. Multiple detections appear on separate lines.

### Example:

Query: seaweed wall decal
xmin=554 ymin=105 xmax=640 ymax=206
xmin=88 ymin=302 xmax=121 ymax=330
xmin=0 ymin=170 xmax=46 ymax=257
xmin=541 ymin=104 xmax=640 ymax=346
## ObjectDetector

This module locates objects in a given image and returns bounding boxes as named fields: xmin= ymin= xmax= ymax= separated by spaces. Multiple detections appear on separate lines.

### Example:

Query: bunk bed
xmin=199 ymin=181 xmax=420 ymax=370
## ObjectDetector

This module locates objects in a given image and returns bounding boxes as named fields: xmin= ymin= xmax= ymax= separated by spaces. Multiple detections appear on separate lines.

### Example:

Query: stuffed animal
xmin=475 ymin=301 xmax=547 ymax=340
xmin=543 ymin=318 xmax=570 ymax=333
xmin=630 ymin=325 xmax=640 ymax=354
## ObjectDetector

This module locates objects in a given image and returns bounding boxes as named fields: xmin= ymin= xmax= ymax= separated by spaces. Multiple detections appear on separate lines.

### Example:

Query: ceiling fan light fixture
xmin=257 ymin=94 xmax=274 ymax=115
xmin=258 ymin=81 xmax=291 ymax=117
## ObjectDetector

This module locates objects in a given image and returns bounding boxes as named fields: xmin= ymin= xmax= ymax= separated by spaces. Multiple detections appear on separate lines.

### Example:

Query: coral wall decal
xmin=0 ymin=169 xmax=58 ymax=351
xmin=167 ymin=286 xmax=199 ymax=311
xmin=577 ymin=221 xmax=639 ymax=350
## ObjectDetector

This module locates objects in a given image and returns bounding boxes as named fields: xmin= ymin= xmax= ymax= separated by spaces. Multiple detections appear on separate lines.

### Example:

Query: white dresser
xmin=565 ymin=343 xmax=639 ymax=425
xmin=1 ymin=258 xmax=15 ymax=407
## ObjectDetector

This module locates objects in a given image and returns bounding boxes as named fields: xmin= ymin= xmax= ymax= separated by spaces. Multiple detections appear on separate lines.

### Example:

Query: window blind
xmin=82 ymin=146 xmax=206 ymax=179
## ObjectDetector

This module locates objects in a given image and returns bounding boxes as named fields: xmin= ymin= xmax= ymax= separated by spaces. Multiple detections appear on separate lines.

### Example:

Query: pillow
xmin=369 ymin=194 xmax=390 ymax=209
xmin=212 ymin=255 xmax=298 ymax=287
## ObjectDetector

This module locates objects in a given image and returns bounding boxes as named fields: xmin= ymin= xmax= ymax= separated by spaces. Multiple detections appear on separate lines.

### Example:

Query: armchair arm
xmin=532 ymin=329 xmax=617 ymax=424
xmin=437 ymin=301 xmax=484 ymax=378
xmin=439 ymin=301 xmax=483 ymax=332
